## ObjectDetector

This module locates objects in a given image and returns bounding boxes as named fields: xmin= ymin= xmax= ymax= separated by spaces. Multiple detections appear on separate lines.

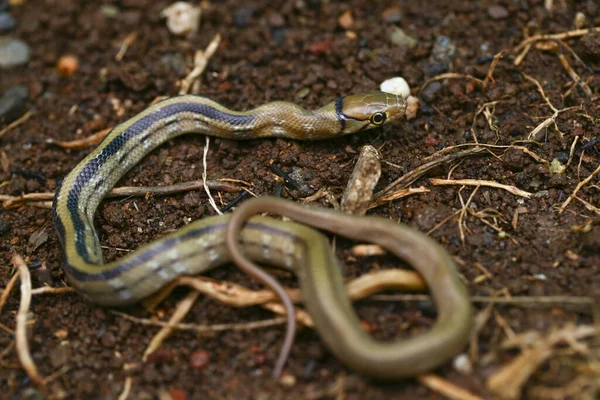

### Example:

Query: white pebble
xmin=380 ymin=77 xmax=411 ymax=98
xmin=452 ymin=353 xmax=473 ymax=375
xmin=161 ymin=2 xmax=202 ymax=37
xmin=405 ymin=95 xmax=419 ymax=120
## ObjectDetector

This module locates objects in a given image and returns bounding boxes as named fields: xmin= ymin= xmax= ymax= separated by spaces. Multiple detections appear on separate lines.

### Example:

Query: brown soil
xmin=1 ymin=0 xmax=599 ymax=399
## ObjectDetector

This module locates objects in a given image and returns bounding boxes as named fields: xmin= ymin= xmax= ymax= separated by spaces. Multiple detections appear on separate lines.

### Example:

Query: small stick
xmin=487 ymin=324 xmax=599 ymax=400
xmin=117 ymin=377 xmax=132 ymax=400
xmin=220 ymin=190 xmax=250 ymax=213
xmin=268 ymin=164 xmax=300 ymax=190
xmin=1 ymin=179 xmax=242 ymax=209
xmin=457 ymin=186 xmax=479 ymax=245
xmin=418 ymin=374 xmax=485 ymax=400
xmin=31 ymin=286 xmax=75 ymax=295
xmin=419 ymin=73 xmax=484 ymax=97
xmin=371 ymin=293 xmax=596 ymax=309
xmin=115 ymin=31 xmax=138 ymax=62
xmin=142 ymin=291 xmax=200 ymax=361
xmin=12 ymin=254 xmax=44 ymax=387
xmin=202 ymin=136 xmax=223 ymax=215
xmin=556 ymin=52 xmax=593 ymax=97
xmin=368 ymin=187 xmax=429 ymax=209
xmin=0 ymin=269 xmax=20 ymax=313
xmin=514 ymin=27 xmax=600 ymax=53
xmin=51 ymin=128 xmax=111 ymax=149
xmin=179 ymin=33 xmax=222 ymax=95
xmin=112 ymin=310 xmax=287 ymax=333
xmin=0 ymin=110 xmax=35 ymax=139
xmin=522 ymin=73 xmax=558 ymax=113
xmin=429 ymin=178 xmax=533 ymax=198
xmin=514 ymin=43 xmax=533 ymax=66
xmin=559 ymin=161 xmax=600 ymax=213
xmin=576 ymin=196 xmax=600 ymax=214
xmin=373 ymin=147 xmax=489 ymax=201
xmin=481 ymin=51 xmax=505 ymax=90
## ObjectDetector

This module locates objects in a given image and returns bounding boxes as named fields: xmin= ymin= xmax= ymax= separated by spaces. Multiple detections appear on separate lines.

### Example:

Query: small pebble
xmin=50 ymin=344 xmax=71 ymax=368
xmin=146 ymin=348 xmax=175 ymax=364
xmin=453 ymin=353 xmax=473 ymax=375
xmin=424 ymin=134 xmax=440 ymax=146
xmin=189 ymin=349 xmax=210 ymax=369
xmin=380 ymin=76 xmax=410 ymax=98
xmin=574 ymin=12 xmax=586 ymax=29
xmin=0 ymin=11 xmax=16 ymax=31
xmin=337 ymin=9 xmax=354 ymax=30
xmin=271 ymin=27 xmax=286 ymax=45
xmin=581 ymin=32 xmax=600 ymax=58
xmin=161 ymin=1 xmax=201 ymax=36
xmin=233 ymin=6 xmax=253 ymax=28
xmin=268 ymin=12 xmax=285 ymax=28
xmin=57 ymin=54 xmax=78 ymax=77
xmin=99 ymin=4 xmax=120 ymax=18
xmin=279 ymin=374 xmax=297 ymax=387
xmin=420 ymin=81 xmax=442 ymax=102
xmin=159 ymin=53 xmax=187 ymax=75
xmin=381 ymin=6 xmax=402 ymax=24
xmin=169 ymin=388 xmax=187 ymax=400
xmin=389 ymin=27 xmax=417 ymax=48
xmin=0 ymin=85 xmax=28 ymax=124
xmin=309 ymin=38 xmax=333 ymax=55
xmin=405 ymin=95 xmax=419 ymax=120
xmin=549 ymin=158 xmax=566 ymax=174
xmin=487 ymin=5 xmax=509 ymax=19
xmin=430 ymin=35 xmax=456 ymax=68
xmin=100 ymin=331 xmax=116 ymax=348
xmin=0 ymin=219 xmax=11 ymax=235
xmin=0 ymin=37 xmax=30 ymax=68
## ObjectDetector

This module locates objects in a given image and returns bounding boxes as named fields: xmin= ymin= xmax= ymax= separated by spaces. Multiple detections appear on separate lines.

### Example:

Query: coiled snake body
xmin=53 ymin=91 xmax=472 ymax=380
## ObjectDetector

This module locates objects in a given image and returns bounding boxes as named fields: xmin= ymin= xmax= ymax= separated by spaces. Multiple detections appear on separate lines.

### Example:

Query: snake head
xmin=338 ymin=91 xmax=406 ymax=134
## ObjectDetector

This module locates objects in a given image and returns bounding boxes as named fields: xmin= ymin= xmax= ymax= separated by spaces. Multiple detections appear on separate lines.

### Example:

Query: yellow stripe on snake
xmin=52 ymin=91 xmax=472 ymax=380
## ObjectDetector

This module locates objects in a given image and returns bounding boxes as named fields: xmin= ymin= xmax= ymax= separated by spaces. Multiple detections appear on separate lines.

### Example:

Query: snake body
xmin=52 ymin=91 xmax=473 ymax=380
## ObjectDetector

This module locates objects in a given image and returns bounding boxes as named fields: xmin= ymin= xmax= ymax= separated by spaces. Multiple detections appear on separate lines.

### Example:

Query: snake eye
xmin=370 ymin=112 xmax=386 ymax=125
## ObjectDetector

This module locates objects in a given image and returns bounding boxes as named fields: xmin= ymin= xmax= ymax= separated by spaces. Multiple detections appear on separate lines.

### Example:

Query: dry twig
xmin=143 ymin=291 xmax=200 ymax=361
xmin=487 ymin=324 xmax=600 ymax=400
xmin=0 ymin=269 xmax=20 ymax=313
xmin=112 ymin=310 xmax=286 ymax=334
xmin=429 ymin=178 xmax=533 ymax=198
xmin=0 ymin=179 xmax=243 ymax=209
xmin=202 ymin=136 xmax=223 ymax=215
xmin=418 ymin=374 xmax=484 ymax=400
xmin=117 ymin=377 xmax=132 ymax=400
xmin=514 ymin=26 xmax=600 ymax=57
xmin=0 ymin=110 xmax=35 ymax=139
xmin=374 ymin=147 xmax=489 ymax=201
xmin=559 ymin=161 xmax=600 ymax=213
xmin=12 ymin=254 xmax=44 ymax=387
xmin=179 ymin=33 xmax=222 ymax=95
xmin=51 ymin=128 xmax=111 ymax=149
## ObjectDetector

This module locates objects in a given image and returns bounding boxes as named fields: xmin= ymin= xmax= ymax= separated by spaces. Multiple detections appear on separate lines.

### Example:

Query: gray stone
xmin=390 ymin=27 xmax=417 ymax=48
xmin=0 ymin=12 xmax=16 ymax=32
xmin=0 ymin=37 xmax=30 ymax=68
xmin=0 ymin=85 xmax=28 ymax=124
xmin=421 ymin=81 xmax=442 ymax=102
xmin=488 ymin=5 xmax=509 ymax=19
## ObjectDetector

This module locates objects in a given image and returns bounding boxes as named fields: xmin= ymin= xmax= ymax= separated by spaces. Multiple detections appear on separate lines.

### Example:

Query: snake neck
xmin=247 ymin=101 xmax=342 ymax=139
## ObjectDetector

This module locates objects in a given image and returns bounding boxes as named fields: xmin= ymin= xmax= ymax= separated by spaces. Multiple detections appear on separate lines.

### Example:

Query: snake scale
xmin=52 ymin=91 xmax=472 ymax=380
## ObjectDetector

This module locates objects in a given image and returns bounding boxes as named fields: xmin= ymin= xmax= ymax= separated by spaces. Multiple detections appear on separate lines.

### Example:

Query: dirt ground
xmin=1 ymin=0 xmax=599 ymax=399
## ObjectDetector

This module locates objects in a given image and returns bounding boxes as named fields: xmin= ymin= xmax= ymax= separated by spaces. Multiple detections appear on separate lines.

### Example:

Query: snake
xmin=52 ymin=91 xmax=473 ymax=380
